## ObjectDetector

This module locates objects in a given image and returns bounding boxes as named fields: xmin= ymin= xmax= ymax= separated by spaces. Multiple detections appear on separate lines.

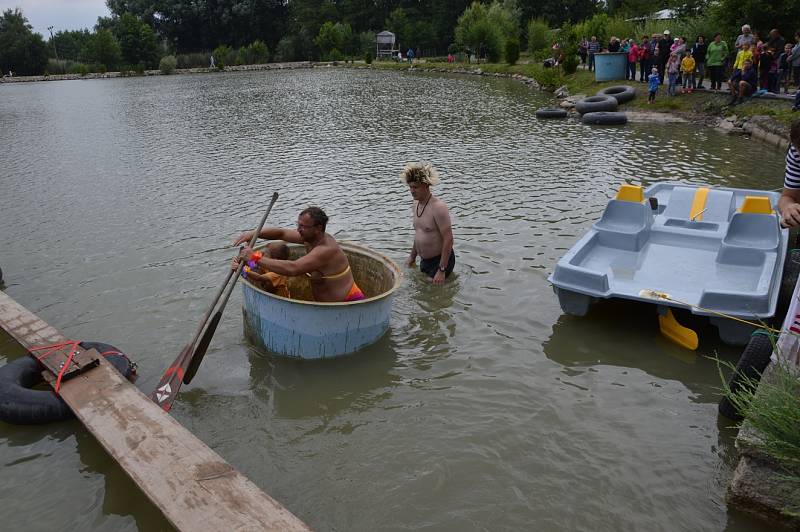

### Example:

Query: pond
xmin=0 ymin=68 xmax=786 ymax=531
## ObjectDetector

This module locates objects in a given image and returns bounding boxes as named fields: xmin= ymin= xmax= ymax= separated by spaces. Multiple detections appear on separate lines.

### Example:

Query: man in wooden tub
xmin=402 ymin=163 xmax=455 ymax=285
xmin=233 ymin=206 xmax=366 ymax=302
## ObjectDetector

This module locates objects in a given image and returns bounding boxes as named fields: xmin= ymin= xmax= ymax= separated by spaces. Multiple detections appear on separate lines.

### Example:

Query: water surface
xmin=0 ymin=69 xmax=785 ymax=531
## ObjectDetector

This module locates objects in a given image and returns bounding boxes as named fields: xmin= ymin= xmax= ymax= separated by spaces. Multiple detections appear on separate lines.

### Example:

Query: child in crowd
xmin=639 ymin=35 xmax=652 ymax=82
xmin=779 ymin=43 xmax=793 ymax=94
xmin=667 ymin=53 xmax=680 ymax=96
xmin=240 ymin=242 xmax=291 ymax=298
xmin=648 ymin=66 xmax=660 ymax=103
xmin=681 ymin=52 xmax=696 ymax=92
xmin=733 ymin=42 xmax=753 ymax=75
xmin=627 ymin=39 xmax=639 ymax=80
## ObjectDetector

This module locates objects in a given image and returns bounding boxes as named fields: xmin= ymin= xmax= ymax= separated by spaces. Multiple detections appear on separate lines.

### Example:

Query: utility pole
xmin=47 ymin=26 xmax=59 ymax=62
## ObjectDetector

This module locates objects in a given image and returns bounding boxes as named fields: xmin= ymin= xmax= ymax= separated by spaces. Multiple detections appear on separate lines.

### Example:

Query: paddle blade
xmin=149 ymin=343 xmax=192 ymax=411
xmin=658 ymin=308 xmax=699 ymax=350
xmin=183 ymin=311 xmax=222 ymax=385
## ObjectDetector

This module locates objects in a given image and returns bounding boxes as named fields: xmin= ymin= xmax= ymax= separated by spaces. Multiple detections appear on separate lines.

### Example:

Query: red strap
xmin=29 ymin=342 xmax=127 ymax=394
xmin=29 ymin=340 xmax=83 ymax=394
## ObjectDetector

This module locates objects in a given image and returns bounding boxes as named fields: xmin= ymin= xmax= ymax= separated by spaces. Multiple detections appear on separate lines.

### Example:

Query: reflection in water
xmin=73 ymin=431 xmax=174 ymax=531
xmin=402 ymin=270 xmax=460 ymax=370
xmin=543 ymin=298 xmax=742 ymax=403
xmin=247 ymin=336 xmax=400 ymax=421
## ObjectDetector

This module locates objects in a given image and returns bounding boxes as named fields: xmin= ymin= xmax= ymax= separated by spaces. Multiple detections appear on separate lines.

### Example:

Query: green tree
xmin=315 ymin=21 xmax=352 ymax=58
xmin=81 ymin=29 xmax=122 ymax=70
xmin=455 ymin=2 xmax=505 ymax=62
xmin=489 ymin=0 xmax=522 ymax=40
xmin=274 ymin=30 xmax=315 ymax=62
xmin=520 ymin=0 xmax=600 ymax=27
xmin=711 ymin=0 xmax=800 ymax=42
xmin=557 ymin=22 xmax=580 ymax=74
xmin=406 ymin=20 xmax=437 ymax=55
xmin=212 ymin=45 xmax=234 ymax=68
xmin=116 ymin=12 xmax=159 ymax=68
xmin=245 ymin=40 xmax=270 ymax=64
xmin=357 ymin=30 xmax=375 ymax=56
xmin=527 ymin=18 xmax=551 ymax=51
xmin=159 ymin=54 xmax=177 ymax=74
xmin=607 ymin=0 xmax=664 ymax=18
xmin=505 ymin=37 xmax=520 ymax=64
xmin=385 ymin=8 xmax=410 ymax=49
xmin=0 ymin=8 xmax=48 ymax=75
xmin=49 ymin=29 xmax=92 ymax=61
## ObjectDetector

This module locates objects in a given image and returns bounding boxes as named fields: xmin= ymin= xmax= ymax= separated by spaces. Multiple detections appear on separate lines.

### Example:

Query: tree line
xmin=1 ymin=0 xmax=798 ymax=76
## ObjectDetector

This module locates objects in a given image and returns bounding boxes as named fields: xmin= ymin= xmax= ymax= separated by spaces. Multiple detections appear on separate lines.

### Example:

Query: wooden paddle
xmin=150 ymin=192 xmax=279 ymax=411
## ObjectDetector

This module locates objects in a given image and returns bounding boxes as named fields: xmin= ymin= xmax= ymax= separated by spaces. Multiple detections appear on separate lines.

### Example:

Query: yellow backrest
xmin=739 ymin=196 xmax=773 ymax=215
xmin=616 ymin=184 xmax=644 ymax=203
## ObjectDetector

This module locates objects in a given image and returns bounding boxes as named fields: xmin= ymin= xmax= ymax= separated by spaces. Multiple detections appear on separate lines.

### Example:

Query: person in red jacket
xmin=627 ymin=39 xmax=640 ymax=81
xmin=638 ymin=35 xmax=652 ymax=82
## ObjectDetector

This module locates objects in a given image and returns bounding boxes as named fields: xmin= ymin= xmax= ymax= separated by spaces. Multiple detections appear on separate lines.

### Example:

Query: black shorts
xmin=420 ymin=252 xmax=456 ymax=278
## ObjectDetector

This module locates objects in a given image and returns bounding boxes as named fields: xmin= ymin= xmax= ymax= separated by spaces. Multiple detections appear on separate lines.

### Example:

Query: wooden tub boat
xmin=241 ymin=242 xmax=402 ymax=359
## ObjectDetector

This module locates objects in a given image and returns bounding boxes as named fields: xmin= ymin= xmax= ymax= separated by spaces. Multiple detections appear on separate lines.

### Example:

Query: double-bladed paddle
xmin=150 ymin=192 xmax=278 ymax=411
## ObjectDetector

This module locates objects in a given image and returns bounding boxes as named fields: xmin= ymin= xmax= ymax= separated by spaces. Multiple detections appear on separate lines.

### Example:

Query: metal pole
xmin=47 ymin=26 xmax=59 ymax=63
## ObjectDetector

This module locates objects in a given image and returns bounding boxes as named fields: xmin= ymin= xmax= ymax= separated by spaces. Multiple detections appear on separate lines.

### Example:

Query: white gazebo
xmin=376 ymin=30 xmax=396 ymax=59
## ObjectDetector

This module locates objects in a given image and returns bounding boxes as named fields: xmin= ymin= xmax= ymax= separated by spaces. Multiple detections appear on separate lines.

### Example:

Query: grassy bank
xmin=370 ymin=59 xmax=798 ymax=128
xmin=722 ymin=358 xmax=800 ymax=518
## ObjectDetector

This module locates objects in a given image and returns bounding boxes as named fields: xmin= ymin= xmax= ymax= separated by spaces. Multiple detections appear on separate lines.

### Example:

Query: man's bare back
xmin=302 ymin=233 xmax=354 ymax=302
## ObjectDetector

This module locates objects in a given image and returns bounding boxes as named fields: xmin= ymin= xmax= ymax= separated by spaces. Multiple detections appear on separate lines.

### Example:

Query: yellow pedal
xmin=658 ymin=308 xmax=698 ymax=350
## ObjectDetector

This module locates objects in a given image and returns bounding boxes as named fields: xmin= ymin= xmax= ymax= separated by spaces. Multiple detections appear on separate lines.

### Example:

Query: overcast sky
xmin=1 ymin=0 xmax=110 ymax=37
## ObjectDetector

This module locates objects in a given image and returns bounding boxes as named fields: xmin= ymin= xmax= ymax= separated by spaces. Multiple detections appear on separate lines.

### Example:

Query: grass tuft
xmin=718 ymin=353 xmax=800 ymax=489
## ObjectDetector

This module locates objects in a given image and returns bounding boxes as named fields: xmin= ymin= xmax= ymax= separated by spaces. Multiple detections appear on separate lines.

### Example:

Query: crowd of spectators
xmin=578 ymin=25 xmax=800 ymax=109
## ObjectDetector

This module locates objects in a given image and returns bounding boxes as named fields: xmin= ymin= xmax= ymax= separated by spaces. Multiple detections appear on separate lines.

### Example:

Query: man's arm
xmin=431 ymin=202 xmax=454 ymax=285
xmin=779 ymin=189 xmax=800 ymax=228
xmin=249 ymin=245 xmax=333 ymax=277
xmin=406 ymin=204 xmax=418 ymax=266
xmin=406 ymin=243 xmax=418 ymax=266
xmin=234 ymin=227 xmax=302 ymax=246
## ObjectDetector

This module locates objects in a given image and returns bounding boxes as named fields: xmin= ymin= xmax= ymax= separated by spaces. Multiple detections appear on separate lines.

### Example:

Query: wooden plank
xmin=0 ymin=291 xmax=310 ymax=532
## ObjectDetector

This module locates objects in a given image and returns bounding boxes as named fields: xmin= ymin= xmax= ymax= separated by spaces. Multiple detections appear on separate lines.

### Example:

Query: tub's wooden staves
xmin=0 ymin=290 xmax=310 ymax=532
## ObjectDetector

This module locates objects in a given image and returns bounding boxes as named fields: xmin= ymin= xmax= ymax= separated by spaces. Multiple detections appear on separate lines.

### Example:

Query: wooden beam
xmin=0 ymin=291 xmax=310 ymax=531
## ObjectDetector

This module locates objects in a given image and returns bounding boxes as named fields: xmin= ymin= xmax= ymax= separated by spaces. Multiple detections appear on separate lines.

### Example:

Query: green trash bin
xmin=595 ymin=52 xmax=627 ymax=81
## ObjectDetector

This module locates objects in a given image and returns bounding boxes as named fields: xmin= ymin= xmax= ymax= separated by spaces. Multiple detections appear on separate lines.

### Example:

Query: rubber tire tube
xmin=718 ymin=333 xmax=774 ymax=421
xmin=535 ymin=108 xmax=568 ymax=119
xmin=574 ymin=95 xmax=618 ymax=114
xmin=581 ymin=111 xmax=628 ymax=125
xmin=597 ymin=85 xmax=636 ymax=104
xmin=0 ymin=342 xmax=135 ymax=425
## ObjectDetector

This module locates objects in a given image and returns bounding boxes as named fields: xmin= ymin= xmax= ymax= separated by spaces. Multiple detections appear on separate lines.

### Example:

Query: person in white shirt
xmin=777 ymin=120 xmax=800 ymax=227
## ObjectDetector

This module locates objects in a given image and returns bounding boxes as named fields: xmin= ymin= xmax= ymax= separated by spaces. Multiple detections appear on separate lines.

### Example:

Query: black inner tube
xmin=0 ymin=341 xmax=136 ymax=425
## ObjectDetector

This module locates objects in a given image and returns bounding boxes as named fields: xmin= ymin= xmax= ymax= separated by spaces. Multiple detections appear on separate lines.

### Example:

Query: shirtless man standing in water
xmin=233 ymin=206 xmax=365 ymax=302
xmin=403 ymin=163 xmax=455 ymax=285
